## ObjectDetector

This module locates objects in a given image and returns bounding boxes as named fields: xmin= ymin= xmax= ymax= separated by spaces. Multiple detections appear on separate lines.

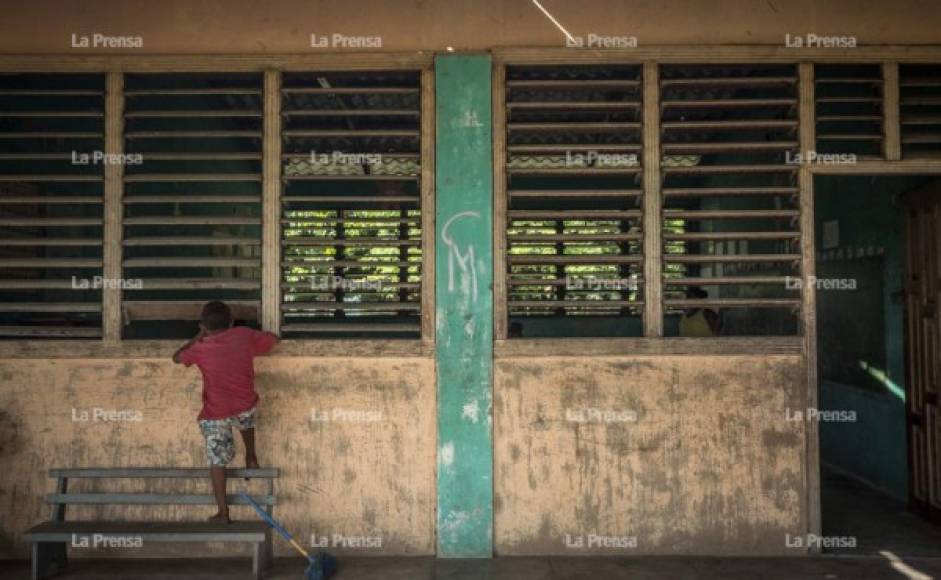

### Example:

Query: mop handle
xmin=238 ymin=491 xmax=312 ymax=560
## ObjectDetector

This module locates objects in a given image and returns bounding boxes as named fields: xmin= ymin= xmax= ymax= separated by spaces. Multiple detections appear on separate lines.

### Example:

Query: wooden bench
xmin=24 ymin=467 xmax=278 ymax=580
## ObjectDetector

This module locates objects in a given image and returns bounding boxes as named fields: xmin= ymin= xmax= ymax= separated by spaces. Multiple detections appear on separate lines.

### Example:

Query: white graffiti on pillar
xmin=442 ymin=211 xmax=480 ymax=303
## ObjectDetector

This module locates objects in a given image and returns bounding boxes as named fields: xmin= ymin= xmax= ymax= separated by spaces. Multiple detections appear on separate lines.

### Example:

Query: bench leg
xmin=252 ymin=541 xmax=265 ymax=580
xmin=32 ymin=542 xmax=66 ymax=580
xmin=263 ymin=530 xmax=274 ymax=570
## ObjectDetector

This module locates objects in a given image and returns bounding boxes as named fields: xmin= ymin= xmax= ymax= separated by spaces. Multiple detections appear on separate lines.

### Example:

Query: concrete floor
xmin=2 ymin=555 xmax=941 ymax=580
xmin=3 ymin=469 xmax=940 ymax=580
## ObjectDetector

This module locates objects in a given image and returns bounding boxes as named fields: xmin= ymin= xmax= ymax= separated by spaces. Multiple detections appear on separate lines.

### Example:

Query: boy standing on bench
xmin=172 ymin=301 xmax=279 ymax=523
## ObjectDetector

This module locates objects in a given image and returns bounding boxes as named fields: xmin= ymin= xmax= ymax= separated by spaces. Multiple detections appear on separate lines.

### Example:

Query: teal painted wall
xmin=434 ymin=54 xmax=494 ymax=558
xmin=814 ymin=175 xmax=930 ymax=500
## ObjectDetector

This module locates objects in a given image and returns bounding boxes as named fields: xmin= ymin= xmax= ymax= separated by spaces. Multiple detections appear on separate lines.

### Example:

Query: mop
xmin=239 ymin=491 xmax=337 ymax=580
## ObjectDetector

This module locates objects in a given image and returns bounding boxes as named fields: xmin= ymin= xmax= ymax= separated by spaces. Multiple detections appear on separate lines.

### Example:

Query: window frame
xmin=0 ymin=53 xmax=435 ymax=351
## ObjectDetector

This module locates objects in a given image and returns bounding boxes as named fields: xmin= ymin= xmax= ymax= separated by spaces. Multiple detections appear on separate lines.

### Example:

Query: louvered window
xmin=0 ymin=74 xmax=105 ymax=338
xmin=122 ymin=73 xmax=263 ymax=338
xmin=280 ymin=71 xmax=423 ymax=337
xmin=900 ymin=64 xmax=941 ymax=158
xmin=815 ymin=64 xmax=884 ymax=158
xmin=659 ymin=64 xmax=801 ymax=336
xmin=501 ymin=65 xmax=644 ymax=337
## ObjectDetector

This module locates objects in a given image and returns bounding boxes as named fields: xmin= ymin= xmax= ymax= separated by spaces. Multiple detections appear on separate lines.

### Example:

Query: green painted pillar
xmin=434 ymin=54 xmax=493 ymax=558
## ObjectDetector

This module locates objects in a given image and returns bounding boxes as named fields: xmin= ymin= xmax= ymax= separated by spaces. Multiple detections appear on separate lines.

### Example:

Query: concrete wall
xmin=0 ymin=0 xmax=939 ymax=54
xmin=0 ymin=353 xmax=436 ymax=558
xmin=494 ymin=354 xmax=807 ymax=555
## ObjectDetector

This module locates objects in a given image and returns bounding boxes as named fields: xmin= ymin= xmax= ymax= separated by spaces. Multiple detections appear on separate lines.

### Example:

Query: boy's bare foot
xmin=208 ymin=512 xmax=230 ymax=524
xmin=245 ymin=457 xmax=260 ymax=480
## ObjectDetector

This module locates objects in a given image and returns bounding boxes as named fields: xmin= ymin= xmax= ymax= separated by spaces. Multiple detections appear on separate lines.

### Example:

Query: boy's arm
xmin=172 ymin=328 xmax=206 ymax=364
xmin=253 ymin=330 xmax=280 ymax=355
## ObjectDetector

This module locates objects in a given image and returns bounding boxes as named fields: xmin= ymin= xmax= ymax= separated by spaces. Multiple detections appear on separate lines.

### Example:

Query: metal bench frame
xmin=24 ymin=467 xmax=278 ymax=580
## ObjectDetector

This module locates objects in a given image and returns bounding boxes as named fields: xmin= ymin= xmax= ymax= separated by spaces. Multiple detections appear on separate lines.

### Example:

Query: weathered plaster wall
xmin=0 ymin=355 xmax=436 ymax=558
xmin=1 ymin=0 xmax=939 ymax=53
xmin=494 ymin=355 xmax=806 ymax=555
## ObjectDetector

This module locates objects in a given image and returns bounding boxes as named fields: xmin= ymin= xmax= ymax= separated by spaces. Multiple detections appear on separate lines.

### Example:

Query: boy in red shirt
xmin=172 ymin=301 xmax=279 ymax=523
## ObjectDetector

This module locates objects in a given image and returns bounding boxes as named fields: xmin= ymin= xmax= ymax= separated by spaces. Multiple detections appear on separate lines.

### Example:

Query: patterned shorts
xmin=198 ymin=408 xmax=256 ymax=467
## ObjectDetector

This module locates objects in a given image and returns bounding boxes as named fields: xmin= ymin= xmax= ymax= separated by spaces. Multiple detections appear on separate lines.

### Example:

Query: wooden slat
xmin=263 ymin=70 xmax=282 ymax=335
xmin=506 ymin=79 xmax=640 ymax=89
xmin=0 ymin=326 xmax=102 ymax=337
xmin=507 ymin=101 xmax=640 ymax=110
xmin=816 ymin=115 xmax=883 ymax=122
xmin=281 ymin=259 xmax=414 ymax=268
xmin=643 ymin=62 xmax=662 ymax=337
xmin=799 ymin=61 xmax=821 ymax=547
xmin=660 ymin=76 xmax=796 ymax=87
xmin=662 ymin=120 xmax=798 ymax=130
xmin=509 ymin=233 xmax=641 ymax=242
xmin=509 ymin=300 xmax=641 ymax=308
xmin=508 ymin=255 xmax=642 ymax=265
xmin=0 ymin=196 xmax=101 ymax=204
xmin=493 ymin=63 xmax=509 ymax=340
xmin=662 ymin=164 xmax=797 ymax=174
xmin=284 ymin=237 xmax=418 ymax=246
xmin=280 ymin=322 xmax=419 ymax=332
xmin=662 ymin=187 xmax=799 ymax=197
xmin=47 ymin=493 xmax=275 ymax=506
xmin=125 ymin=130 xmax=262 ymax=139
xmin=664 ymin=231 xmax=800 ymax=241
xmin=124 ymin=216 xmax=261 ymax=225
xmin=0 ymin=258 xmax=102 ymax=267
xmin=815 ymin=77 xmax=883 ymax=84
xmin=283 ymin=108 xmax=418 ymax=116
xmin=664 ymin=209 xmax=799 ymax=219
xmin=664 ymin=254 xmax=800 ymax=263
xmin=507 ymin=167 xmax=640 ymax=176
xmin=0 ymin=175 xmax=102 ymax=182
xmin=0 ymin=111 xmax=104 ymax=119
xmin=660 ymin=98 xmax=796 ymax=108
xmin=508 ymin=122 xmax=640 ymax=132
xmin=0 ymin=238 xmax=102 ymax=246
xmin=135 ymin=152 xmax=262 ymax=161
xmin=665 ymin=298 xmax=800 ymax=308
xmin=283 ymin=195 xmax=418 ymax=203
xmin=665 ymin=276 xmax=790 ymax=285
xmin=123 ymin=195 xmax=261 ymax=204
xmin=123 ymin=300 xmax=258 ymax=321
xmin=0 ymin=303 xmax=101 ymax=313
xmin=124 ymin=173 xmax=262 ymax=182
xmin=508 ymin=210 xmax=641 ymax=219
xmin=0 ymin=279 xmax=87 ymax=289
xmin=124 ymin=110 xmax=261 ymax=118
xmin=121 ymin=278 xmax=261 ymax=290
xmin=48 ymin=467 xmax=278 ymax=478
xmin=884 ymin=63 xmax=901 ymax=161
xmin=281 ymin=86 xmax=418 ymax=94
xmin=0 ymin=217 xmax=101 ymax=226
xmin=123 ymin=257 xmax=261 ymax=267
xmin=282 ymin=129 xmax=418 ymax=138
xmin=662 ymin=141 xmax=797 ymax=153
xmin=282 ymin=174 xmax=418 ymax=181
xmin=508 ymin=189 xmax=641 ymax=198
xmin=123 ymin=236 xmax=260 ymax=246
xmin=124 ymin=88 xmax=262 ymax=96
xmin=0 ymin=132 xmax=102 ymax=139
xmin=282 ymin=302 xmax=420 ymax=312
xmin=507 ymin=144 xmax=641 ymax=153
xmin=420 ymin=67 xmax=435 ymax=341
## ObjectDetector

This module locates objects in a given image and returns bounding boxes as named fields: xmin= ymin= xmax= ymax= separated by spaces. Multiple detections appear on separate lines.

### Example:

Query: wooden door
xmin=903 ymin=181 xmax=941 ymax=522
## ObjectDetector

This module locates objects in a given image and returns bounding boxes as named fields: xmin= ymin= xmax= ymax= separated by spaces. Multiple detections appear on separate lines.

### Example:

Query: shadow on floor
xmin=822 ymin=464 xmax=941 ymax=557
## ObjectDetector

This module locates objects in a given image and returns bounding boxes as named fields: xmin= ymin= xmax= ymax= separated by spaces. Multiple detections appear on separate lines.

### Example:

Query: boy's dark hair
xmin=201 ymin=300 xmax=232 ymax=330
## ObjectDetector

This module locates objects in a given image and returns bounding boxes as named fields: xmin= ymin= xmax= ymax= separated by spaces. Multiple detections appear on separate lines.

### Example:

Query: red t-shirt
xmin=179 ymin=326 xmax=278 ymax=421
